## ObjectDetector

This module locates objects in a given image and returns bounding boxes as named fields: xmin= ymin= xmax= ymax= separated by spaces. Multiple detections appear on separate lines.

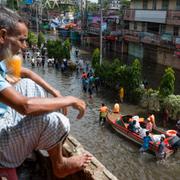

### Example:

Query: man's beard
xmin=1 ymin=43 xmax=13 ymax=60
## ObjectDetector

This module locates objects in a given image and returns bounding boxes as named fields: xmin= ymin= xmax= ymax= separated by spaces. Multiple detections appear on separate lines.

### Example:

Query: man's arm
xmin=0 ymin=87 xmax=85 ymax=119
xmin=21 ymin=67 xmax=60 ymax=97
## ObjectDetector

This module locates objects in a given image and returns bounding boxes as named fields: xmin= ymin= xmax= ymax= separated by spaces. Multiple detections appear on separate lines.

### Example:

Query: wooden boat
xmin=106 ymin=112 xmax=175 ymax=158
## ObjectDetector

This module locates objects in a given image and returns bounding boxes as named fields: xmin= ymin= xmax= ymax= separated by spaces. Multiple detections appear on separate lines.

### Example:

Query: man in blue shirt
xmin=139 ymin=131 xmax=152 ymax=153
xmin=0 ymin=7 xmax=92 ymax=178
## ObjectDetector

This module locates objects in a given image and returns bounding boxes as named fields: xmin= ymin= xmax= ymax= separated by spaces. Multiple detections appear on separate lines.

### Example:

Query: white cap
xmin=161 ymin=134 xmax=165 ymax=138
xmin=132 ymin=116 xmax=139 ymax=121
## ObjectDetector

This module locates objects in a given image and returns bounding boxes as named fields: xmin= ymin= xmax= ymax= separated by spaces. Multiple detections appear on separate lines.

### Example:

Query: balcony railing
xmin=123 ymin=29 xmax=140 ymax=42
xmin=167 ymin=10 xmax=180 ymax=25
xmin=122 ymin=30 xmax=178 ymax=48
xmin=124 ymin=9 xmax=180 ymax=25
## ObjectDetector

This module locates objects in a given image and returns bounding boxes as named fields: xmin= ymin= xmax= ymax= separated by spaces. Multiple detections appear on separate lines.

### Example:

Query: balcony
xmin=123 ymin=9 xmax=167 ymax=23
xmin=140 ymin=32 xmax=161 ymax=46
xmin=123 ymin=30 xmax=176 ymax=48
xmin=167 ymin=10 xmax=180 ymax=25
xmin=123 ymin=30 xmax=140 ymax=43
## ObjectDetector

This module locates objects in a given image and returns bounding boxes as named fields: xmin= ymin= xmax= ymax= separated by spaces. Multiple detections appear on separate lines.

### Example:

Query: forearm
xmin=24 ymin=96 xmax=76 ymax=115
xmin=21 ymin=67 xmax=60 ymax=97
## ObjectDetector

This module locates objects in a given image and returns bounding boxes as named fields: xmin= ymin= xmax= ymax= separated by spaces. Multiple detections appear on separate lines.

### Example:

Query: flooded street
xmin=25 ymin=56 xmax=180 ymax=180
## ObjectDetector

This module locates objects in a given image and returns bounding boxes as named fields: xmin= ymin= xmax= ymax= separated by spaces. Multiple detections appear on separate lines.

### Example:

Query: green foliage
xmin=92 ymin=48 xmax=100 ymax=68
xmin=46 ymin=39 xmax=72 ymax=62
xmin=93 ymin=57 xmax=142 ymax=103
xmin=63 ymin=39 xmax=71 ymax=59
xmin=140 ymin=89 xmax=160 ymax=111
xmin=162 ymin=95 xmax=180 ymax=120
xmin=87 ymin=2 xmax=99 ymax=13
xmin=159 ymin=67 xmax=175 ymax=97
xmin=38 ymin=32 xmax=46 ymax=48
xmin=46 ymin=39 xmax=63 ymax=62
xmin=27 ymin=31 xmax=38 ymax=48
xmin=123 ymin=59 xmax=142 ymax=101
xmin=6 ymin=0 xmax=18 ymax=10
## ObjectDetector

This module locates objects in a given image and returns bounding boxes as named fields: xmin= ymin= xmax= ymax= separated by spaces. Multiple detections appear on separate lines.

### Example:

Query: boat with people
xmin=106 ymin=112 xmax=176 ymax=158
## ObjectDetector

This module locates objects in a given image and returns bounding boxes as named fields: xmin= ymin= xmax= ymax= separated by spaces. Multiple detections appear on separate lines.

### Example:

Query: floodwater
xmin=24 ymin=51 xmax=180 ymax=180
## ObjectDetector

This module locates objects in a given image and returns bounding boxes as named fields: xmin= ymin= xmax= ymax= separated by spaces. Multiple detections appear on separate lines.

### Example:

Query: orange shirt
xmin=113 ymin=103 xmax=120 ymax=113
xmin=99 ymin=106 xmax=108 ymax=117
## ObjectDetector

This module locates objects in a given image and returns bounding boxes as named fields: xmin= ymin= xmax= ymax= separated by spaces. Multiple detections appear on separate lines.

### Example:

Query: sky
xmin=89 ymin=0 xmax=98 ymax=3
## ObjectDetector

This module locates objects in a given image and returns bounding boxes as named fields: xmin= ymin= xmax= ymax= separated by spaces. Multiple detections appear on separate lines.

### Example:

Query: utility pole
xmin=36 ymin=2 xmax=39 ymax=35
xmin=100 ymin=0 xmax=103 ymax=66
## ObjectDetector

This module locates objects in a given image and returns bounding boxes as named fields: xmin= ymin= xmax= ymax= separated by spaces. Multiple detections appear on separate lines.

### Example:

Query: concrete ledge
xmin=61 ymin=135 xmax=118 ymax=180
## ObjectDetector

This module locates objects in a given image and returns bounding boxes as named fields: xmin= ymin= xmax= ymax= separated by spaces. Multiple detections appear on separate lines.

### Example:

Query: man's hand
xmin=52 ymin=89 xmax=68 ymax=115
xmin=72 ymin=98 xmax=86 ymax=119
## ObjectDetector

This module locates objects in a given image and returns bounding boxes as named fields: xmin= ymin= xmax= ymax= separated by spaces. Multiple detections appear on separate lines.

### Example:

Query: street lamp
xmin=100 ymin=0 xmax=103 ymax=66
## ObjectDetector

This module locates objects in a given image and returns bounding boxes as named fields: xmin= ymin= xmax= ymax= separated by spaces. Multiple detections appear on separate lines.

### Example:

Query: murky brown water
xmin=25 ymin=55 xmax=180 ymax=180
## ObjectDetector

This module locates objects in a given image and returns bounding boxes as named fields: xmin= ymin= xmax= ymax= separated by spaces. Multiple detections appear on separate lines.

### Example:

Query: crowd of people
xmin=81 ymin=69 xmax=100 ymax=98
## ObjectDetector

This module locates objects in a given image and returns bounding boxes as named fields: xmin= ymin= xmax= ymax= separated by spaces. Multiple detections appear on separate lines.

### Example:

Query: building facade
xmin=123 ymin=0 xmax=180 ymax=69
xmin=109 ymin=0 xmax=121 ymax=10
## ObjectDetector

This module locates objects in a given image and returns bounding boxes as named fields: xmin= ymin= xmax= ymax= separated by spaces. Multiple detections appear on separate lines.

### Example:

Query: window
xmin=177 ymin=0 xmax=180 ymax=10
xmin=160 ymin=24 xmax=166 ymax=34
xmin=152 ymin=0 xmax=156 ymax=10
xmin=134 ymin=22 xmax=137 ymax=30
xmin=174 ymin=26 xmax=179 ymax=36
xmin=162 ymin=0 xmax=169 ymax=10
xmin=147 ymin=23 xmax=159 ymax=34
xmin=142 ymin=23 xmax=146 ymax=31
xmin=143 ymin=0 xmax=148 ymax=9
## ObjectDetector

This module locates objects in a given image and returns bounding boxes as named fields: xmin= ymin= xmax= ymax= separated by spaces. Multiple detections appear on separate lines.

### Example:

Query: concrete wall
xmin=137 ymin=22 xmax=142 ymax=31
xmin=169 ymin=0 xmax=176 ymax=10
xmin=156 ymin=0 xmax=162 ymax=10
xmin=166 ymin=25 xmax=174 ymax=33
xmin=157 ymin=47 xmax=180 ymax=69
xmin=129 ymin=22 xmax=134 ymax=30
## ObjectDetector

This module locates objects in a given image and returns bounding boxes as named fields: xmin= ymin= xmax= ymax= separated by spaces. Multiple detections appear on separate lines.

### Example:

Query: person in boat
xmin=146 ymin=117 xmax=153 ymax=132
xmin=132 ymin=116 xmax=141 ymax=133
xmin=169 ymin=120 xmax=180 ymax=151
xmin=139 ymin=128 xmax=148 ymax=138
xmin=128 ymin=120 xmax=137 ymax=133
xmin=139 ymin=131 xmax=152 ymax=153
xmin=151 ymin=134 xmax=166 ymax=143
xmin=156 ymin=136 xmax=166 ymax=160
xmin=0 ymin=7 xmax=92 ymax=178
xmin=113 ymin=102 xmax=120 ymax=113
xmin=147 ymin=113 xmax=156 ymax=128
xmin=99 ymin=103 xmax=108 ymax=125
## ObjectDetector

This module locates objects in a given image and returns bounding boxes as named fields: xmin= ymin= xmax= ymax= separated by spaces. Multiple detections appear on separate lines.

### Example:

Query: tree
xmin=92 ymin=48 xmax=100 ymax=68
xmin=159 ymin=67 xmax=175 ymax=97
xmin=6 ymin=0 xmax=18 ymax=10
xmin=27 ymin=31 xmax=38 ymax=48
xmin=63 ymin=39 xmax=71 ymax=59
xmin=38 ymin=32 xmax=46 ymax=49
xmin=46 ymin=39 xmax=63 ymax=62
xmin=87 ymin=1 xmax=99 ymax=13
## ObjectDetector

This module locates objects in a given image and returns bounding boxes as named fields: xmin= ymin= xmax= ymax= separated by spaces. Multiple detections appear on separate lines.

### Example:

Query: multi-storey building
xmin=109 ymin=0 xmax=121 ymax=10
xmin=123 ymin=0 xmax=180 ymax=69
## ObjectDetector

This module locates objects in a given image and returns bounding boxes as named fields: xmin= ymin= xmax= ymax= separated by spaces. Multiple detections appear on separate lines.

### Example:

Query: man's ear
xmin=0 ymin=28 xmax=7 ymax=44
